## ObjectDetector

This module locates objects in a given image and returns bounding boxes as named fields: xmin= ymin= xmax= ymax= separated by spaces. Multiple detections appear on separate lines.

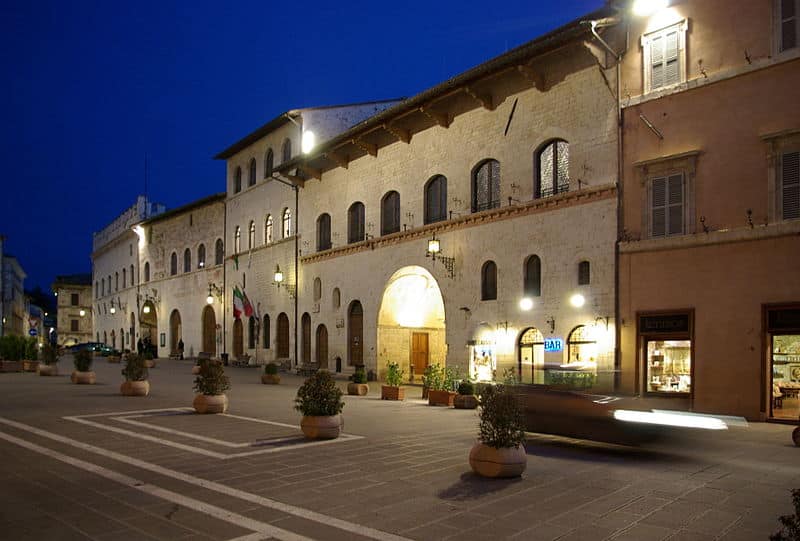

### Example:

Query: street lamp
xmin=79 ymin=309 xmax=86 ymax=317
xmin=632 ymin=0 xmax=668 ymax=16
xmin=425 ymin=234 xmax=455 ymax=279
xmin=519 ymin=298 xmax=534 ymax=311
xmin=273 ymin=265 xmax=296 ymax=298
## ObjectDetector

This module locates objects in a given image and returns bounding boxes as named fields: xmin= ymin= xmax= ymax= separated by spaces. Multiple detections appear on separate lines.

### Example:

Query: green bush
xmin=264 ymin=362 xmax=279 ymax=375
xmin=41 ymin=342 xmax=59 ymax=365
xmin=73 ymin=349 xmax=93 ymax=372
xmin=350 ymin=365 xmax=367 ymax=384
xmin=385 ymin=361 xmax=404 ymax=387
xmin=422 ymin=364 xmax=443 ymax=390
xmin=193 ymin=362 xmax=230 ymax=395
xmin=544 ymin=370 xmax=596 ymax=390
xmin=443 ymin=366 xmax=459 ymax=391
xmin=457 ymin=380 xmax=475 ymax=396
xmin=24 ymin=338 xmax=38 ymax=360
xmin=771 ymin=488 xmax=800 ymax=541
xmin=478 ymin=384 xmax=526 ymax=448
xmin=0 ymin=335 xmax=27 ymax=361
xmin=295 ymin=371 xmax=344 ymax=417
xmin=122 ymin=354 xmax=148 ymax=381
xmin=501 ymin=367 xmax=518 ymax=385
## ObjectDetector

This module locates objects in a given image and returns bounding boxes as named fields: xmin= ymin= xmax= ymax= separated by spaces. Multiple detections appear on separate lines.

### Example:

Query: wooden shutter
xmin=650 ymin=174 xmax=684 ymax=236
xmin=651 ymin=176 xmax=667 ymax=236
xmin=667 ymin=173 xmax=684 ymax=235
xmin=650 ymin=34 xmax=664 ymax=90
xmin=783 ymin=151 xmax=800 ymax=220
xmin=664 ymin=29 xmax=680 ymax=86
xmin=781 ymin=0 xmax=798 ymax=51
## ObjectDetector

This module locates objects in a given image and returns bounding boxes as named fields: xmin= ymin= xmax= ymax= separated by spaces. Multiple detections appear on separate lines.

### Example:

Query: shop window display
xmin=646 ymin=339 xmax=691 ymax=393
xmin=771 ymin=334 xmax=800 ymax=420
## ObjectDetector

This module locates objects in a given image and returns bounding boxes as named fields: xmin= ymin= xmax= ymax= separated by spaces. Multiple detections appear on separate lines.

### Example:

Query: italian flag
xmin=233 ymin=286 xmax=244 ymax=319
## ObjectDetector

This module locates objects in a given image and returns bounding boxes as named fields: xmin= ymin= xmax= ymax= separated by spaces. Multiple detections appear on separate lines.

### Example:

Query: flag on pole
xmin=233 ymin=287 xmax=244 ymax=319
xmin=242 ymin=289 xmax=254 ymax=318
xmin=233 ymin=255 xmax=239 ymax=271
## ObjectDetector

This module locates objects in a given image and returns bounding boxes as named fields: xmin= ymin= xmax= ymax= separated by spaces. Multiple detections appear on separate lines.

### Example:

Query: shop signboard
xmin=544 ymin=338 xmax=563 ymax=352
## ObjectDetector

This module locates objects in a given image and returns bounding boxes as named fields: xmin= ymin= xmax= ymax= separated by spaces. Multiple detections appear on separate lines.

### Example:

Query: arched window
xmin=108 ymin=275 xmax=111 ymax=293
xmin=332 ymin=287 xmax=341 ymax=310
xmin=122 ymin=268 xmax=126 ymax=288
xmin=282 ymin=138 xmax=292 ymax=163
xmin=524 ymin=255 xmax=541 ymax=297
xmin=130 ymin=265 xmax=135 ymax=285
xmin=170 ymin=252 xmax=178 ymax=276
xmin=248 ymin=316 xmax=256 ymax=349
xmin=115 ymin=272 xmax=119 ymax=291
xmin=197 ymin=244 xmax=206 ymax=268
xmin=184 ymin=248 xmax=191 ymax=272
xmin=144 ymin=262 xmax=150 ymax=282
xmin=316 ymin=213 xmax=331 ymax=251
xmin=234 ymin=226 xmax=241 ymax=253
xmin=348 ymin=301 xmax=363 ymax=365
xmin=380 ymin=191 xmax=400 ymax=235
xmin=518 ymin=327 xmax=545 ymax=385
xmin=424 ymin=175 xmax=447 ymax=224
xmin=248 ymin=220 xmax=256 ymax=249
xmin=472 ymin=159 xmax=501 ymax=212
xmin=215 ymin=238 xmax=224 ymax=265
xmin=234 ymin=167 xmax=242 ymax=193
xmin=567 ymin=325 xmax=597 ymax=366
xmin=95 ymin=281 xmax=99 ymax=298
xmin=313 ymin=277 xmax=322 ymax=301
xmin=348 ymin=202 xmax=365 ymax=244
xmin=282 ymin=208 xmax=292 ymax=238
xmin=264 ymin=148 xmax=274 ymax=179
xmin=248 ymin=158 xmax=256 ymax=187
xmin=481 ymin=260 xmax=497 ymax=300
xmin=265 ymin=215 xmax=273 ymax=244
xmin=535 ymin=139 xmax=569 ymax=198
xmin=277 ymin=312 xmax=290 ymax=358
xmin=262 ymin=314 xmax=270 ymax=348
xmin=578 ymin=260 xmax=590 ymax=285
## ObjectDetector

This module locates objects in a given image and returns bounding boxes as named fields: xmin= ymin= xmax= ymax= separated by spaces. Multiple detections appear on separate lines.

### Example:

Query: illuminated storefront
xmin=639 ymin=311 xmax=693 ymax=396
xmin=766 ymin=305 xmax=800 ymax=422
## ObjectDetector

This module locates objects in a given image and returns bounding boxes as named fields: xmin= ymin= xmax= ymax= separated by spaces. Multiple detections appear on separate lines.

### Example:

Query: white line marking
xmin=227 ymin=534 xmax=273 ymax=541
xmin=65 ymin=409 xmax=364 ymax=458
xmin=0 ymin=429 xmax=312 ymax=541
xmin=0 ymin=417 xmax=409 ymax=541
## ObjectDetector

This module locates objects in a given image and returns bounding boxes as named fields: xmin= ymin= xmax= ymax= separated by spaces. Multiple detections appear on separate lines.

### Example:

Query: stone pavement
xmin=0 ymin=356 xmax=798 ymax=540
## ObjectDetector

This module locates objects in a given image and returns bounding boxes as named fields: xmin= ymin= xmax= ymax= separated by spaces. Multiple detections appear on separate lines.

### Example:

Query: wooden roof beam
xmin=383 ymin=123 xmax=412 ymax=144
xmin=352 ymin=138 xmax=378 ymax=157
xmin=298 ymin=164 xmax=322 ymax=181
xmin=420 ymin=106 xmax=450 ymax=128
xmin=324 ymin=150 xmax=349 ymax=169
xmin=464 ymin=87 xmax=495 ymax=111
xmin=517 ymin=64 xmax=546 ymax=89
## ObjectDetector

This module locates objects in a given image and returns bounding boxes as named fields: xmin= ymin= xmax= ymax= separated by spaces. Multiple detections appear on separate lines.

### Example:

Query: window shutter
xmin=783 ymin=151 xmax=800 ymax=220
xmin=781 ymin=0 xmax=797 ymax=51
xmin=664 ymin=29 xmax=680 ymax=86
xmin=667 ymin=174 xmax=684 ymax=235
xmin=650 ymin=34 xmax=665 ymax=90
xmin=651 ymin=176 xmax=667 ymax=237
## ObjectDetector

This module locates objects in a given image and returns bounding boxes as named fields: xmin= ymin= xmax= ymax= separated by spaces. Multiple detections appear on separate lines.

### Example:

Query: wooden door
xmin=277 ymin=313 xmax=290 ymax=358
xmin=348 ymin=301 xmax=363 ymax=365
xmin=411 ymin=332 xmax=429 ymax=378
xmin=316 ymin=325 xmax=328 ymax=369
xmin=233 ymin=319 xmax=243 ymax=358
xmin=202 ymin=306 xmax=216 ymax=354
xmin=302 ymin=313 xmax=311 ymax=364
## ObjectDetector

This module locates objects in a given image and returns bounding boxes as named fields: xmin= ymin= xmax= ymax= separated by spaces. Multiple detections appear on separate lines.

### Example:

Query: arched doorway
xmin=232 ymin=319 xmax=243 ymax=359
xmin=518 ymin=327 xmax=545 ymax=384
xmin=301 ymin=313 xmax=311 ymax=365
xmin=377 ymin=266 xmax=446 ymax=382
xmin=276 ymin=313 xmax=290 ymax=359
xmin=129 ymin=313 xmax=136 ymax=352
xmin=119 ymin=328 xmax=124 ymax=350
xmin=110 ymin=330 xmax=116 ymax=349
xmin=316 ymin=324 xmax=328 ymax=369
xmin=140 ymin=301 xmax=158 ymax=358
xmin=202 ymin=305 xmax=216 ymax=355
xmin=348 ymin=301 xmax=363 ymax=367
xmin=169 ymin=309 xmax=182 ymax=356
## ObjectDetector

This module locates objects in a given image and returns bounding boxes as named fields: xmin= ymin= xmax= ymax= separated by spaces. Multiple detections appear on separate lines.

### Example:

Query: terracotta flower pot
xmin=1 ymin=361 xmax=23 ymax=373
xmin=193 ymin=393 xmax=228 ymax=414
xmin=37 ymin=364 xmax=58 ymax=376
xmin=191 ymin=365 xmax=201 ymax=375
xmin=454 ymin=394 xmax=479 ymax=409
xmin=347 ymin=382 xmax=368 ymax=396
xmin=145 ymin=359 xmax=156 ymax=369
xmin=71 ymin=371 xmax=97 ymax=384
xmin=261 ymin=374 xmax=281 ymax=384
xmin=428 ymin=389 xmax=457 ymax=407
xmin=469 ymin=442 xmax=527 ymax=478
xmin=381 ymin=385 xmax=404 ymax=400
xmin=23 ymin=360 xmax=40 ymax=372
xmin=120 ymin=380 xmax=150 ymax=396
xmin=300 ymin=415 xmax=342 ymax=439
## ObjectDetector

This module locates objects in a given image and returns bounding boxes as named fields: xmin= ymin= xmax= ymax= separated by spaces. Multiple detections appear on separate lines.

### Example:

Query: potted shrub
xmin=421 ymin=364 xmax=440 ymax=400
xmin=0 ymin=335 xmax=25 ymax=372
xmin=469 ymin=384 xmax=527 ymax=478
xmin=120 ymin=353 xmax=150 ymax=396
xmin=193 ymin=361 xmax=230 ymax=413
xmin=71 ymin=349 xmax=97 ymax=384
xmin=143 ymin=350 xmax=156 ymax=369
xmin=428 ymin=365 xmax=458 ymax=407
xmin=37 ymin=342 xmax=59 ymax=376
xmin=261 ymin=362 xmax=281 ymax=384
xmin=295 ymin=370 xmax=344 ymax=439
xmin=381 ymin=361 xmax=405 ymax=400
xmin=22 ymin=338 xmax=40 ymax=372
xmin=454 ymin=379 xmax=479 ymax=409
xmin=347 ymin=365 xmax=369 ymax=396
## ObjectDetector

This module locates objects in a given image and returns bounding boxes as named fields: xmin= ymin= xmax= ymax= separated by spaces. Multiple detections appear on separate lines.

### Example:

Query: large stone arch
xmin=169 ymin=309 xmax=182 ymax=356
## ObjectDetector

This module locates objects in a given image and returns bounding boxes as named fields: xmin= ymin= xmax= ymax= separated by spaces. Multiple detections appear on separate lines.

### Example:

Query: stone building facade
xmin=52 ymin=274 xmax=92 ymax=346
xmin=1 ymin=251 xmax=27 ymax=338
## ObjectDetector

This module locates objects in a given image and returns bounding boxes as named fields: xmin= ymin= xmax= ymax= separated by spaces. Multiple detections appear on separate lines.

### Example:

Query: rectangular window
xmin=642 ymin=21 xmax=686 ymax=93
xmin=640 ymin=312 xmax=693 ymax=396
xmin=71 ymin=293 xmax=79 ymax=306
xmin=71 ymin=319 xmax=79 ymax=332
xmin=650 ymin=173 xmax=684 ymax=237
xmin=780 ymin=0 xmax=798 ymax=52
xmin=781 ymin=150 xmax=799 ymax=220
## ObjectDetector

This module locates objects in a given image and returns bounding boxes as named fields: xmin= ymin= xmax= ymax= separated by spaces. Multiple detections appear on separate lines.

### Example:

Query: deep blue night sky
xmin=1 ymin=0 xmax=602 ymax=291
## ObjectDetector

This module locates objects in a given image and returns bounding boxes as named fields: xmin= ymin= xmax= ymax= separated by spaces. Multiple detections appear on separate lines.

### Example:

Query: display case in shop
xmin=646 ymin=340 xmax=691 ymax=393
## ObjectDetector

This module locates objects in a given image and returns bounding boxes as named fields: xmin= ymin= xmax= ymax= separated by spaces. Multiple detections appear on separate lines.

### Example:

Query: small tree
xmin=193 ymin=361 xmax=231 ymax=396
xmin=771 ymin=489 xmax=800 ymax=541
xmin=41 ymin=342 xmax=59 ymax=365
xmin=385 ymin=361 xmax=404 ymax=387
xmin=350 ymin=365 xmax=367 ymax=384
xmin=478 ymin=385 xmax=526 ymax=449
xmin=295 ymin=371 xmax=344 ymax=417
xmin=24 ymin=338 xmax=38 ymax=360
xmin=264 ymin=362 xmax=279 ymax=375
xmin=122 ymin=354 xmax=148 ymax=381
xmin=73 ymin=349 xmax=93 ymax=372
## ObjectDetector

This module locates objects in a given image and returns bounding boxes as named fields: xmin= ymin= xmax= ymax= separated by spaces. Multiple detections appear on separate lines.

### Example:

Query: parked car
xmin=68 ymin=342 xmax=120 ymax=356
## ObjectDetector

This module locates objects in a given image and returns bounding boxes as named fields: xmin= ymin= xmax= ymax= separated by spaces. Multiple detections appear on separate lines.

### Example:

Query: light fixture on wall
xmin=570 ymin=293 xmax=586 ymax=308
xmin=206 ymin=283 xmax=223 ymax=305
xmin=546 ymin=316 xmax=556 ymax=334
xmin=595 ymin=316 xmax=609 ymax=330
xmin=425 ymin=234 xmax=455 ymax=279
xmin=109 ymin=298 xmax=126 ymax=315
xmin=79 ymin=309 xmax=86 ymax=317
xmin=496 ymin=321 xmax=508 ymax=335
xmin=273 ymin=265 xmax=296 ymax=298
xmin=632 ymin=0 xmax=668 ymax=16
xmin=519 ymin=297 xmax=534 ymax=311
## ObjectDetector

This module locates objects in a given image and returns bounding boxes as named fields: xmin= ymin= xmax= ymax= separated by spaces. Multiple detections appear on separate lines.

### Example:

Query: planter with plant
xmin=347 ymin=365 xmax=368 ymax=396
xmin=143 ymin=350 xmax=157 ymax=369
xmin=261 ymin=362 xmax=281 ymax=384
xmin=71 ymin=349 xmax=96 ymax=384
xmin=295 ymin=370 xmax=344 ymax=439
xmin=469 ymin=384 xmax=527 ymax=478
xmin=120 ymin=354 xmax=150 ymax=396
xmin=37 ymin=342 xmax=59 ymax=376
xmin=0 ymin=335 xmax=26 ymax=372
xmin=381 ymin=361 xmax=405 ymax=400
xmin=421 ymin=364 xmax=441 ymax=400
xmin=193 ymin=361 xmax=230 ymax=413
xmin=22 ymin=338 xmax=39 ymax=372
xmin=454 ymin=379 xmax=479 ymax=409
xmin=771 ymin=488 xmax=800 ymax=541
xmin=428 ymin=365 xmax=458 ymax=407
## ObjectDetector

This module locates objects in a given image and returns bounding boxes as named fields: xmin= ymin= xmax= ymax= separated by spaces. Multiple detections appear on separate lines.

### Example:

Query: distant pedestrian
xmin=178 ymin=338 xmax=184 ymax=360
xmin=137 ymin=338 xmax=143 ymax=355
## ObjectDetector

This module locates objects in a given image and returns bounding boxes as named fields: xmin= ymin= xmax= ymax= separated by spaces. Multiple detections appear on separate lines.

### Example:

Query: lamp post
xmin=425 ymin=234 xmax=456 ymax=279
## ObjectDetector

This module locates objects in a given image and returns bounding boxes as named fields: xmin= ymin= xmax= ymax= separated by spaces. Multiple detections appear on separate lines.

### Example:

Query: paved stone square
xmin=0 ymin=356 xmax=798 ymax=540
